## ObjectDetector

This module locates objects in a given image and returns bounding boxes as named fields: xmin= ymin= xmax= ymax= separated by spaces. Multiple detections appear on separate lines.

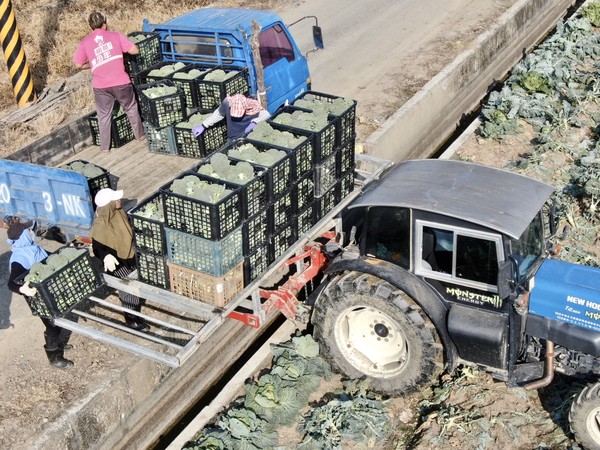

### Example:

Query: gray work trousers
xmin=94 ymin=84 xmax=144 ymax=150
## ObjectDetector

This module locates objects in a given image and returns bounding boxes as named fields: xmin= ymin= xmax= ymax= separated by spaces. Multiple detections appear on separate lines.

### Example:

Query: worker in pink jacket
xmin=73 ymin=12 xmax=145 ymax=153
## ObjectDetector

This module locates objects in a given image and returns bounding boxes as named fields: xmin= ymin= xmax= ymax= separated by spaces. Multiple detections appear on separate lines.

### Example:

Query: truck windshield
xmin=509 ymin=212 xmax=545 ymax=277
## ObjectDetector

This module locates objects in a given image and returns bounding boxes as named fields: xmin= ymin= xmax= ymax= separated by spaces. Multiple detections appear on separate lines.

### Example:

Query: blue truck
xmin=142 ymin=7 xmax=322 ymax=113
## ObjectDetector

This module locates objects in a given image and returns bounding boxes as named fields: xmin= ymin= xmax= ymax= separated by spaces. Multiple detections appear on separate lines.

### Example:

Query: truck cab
xmin=143 ymin=8 xmax=315 ymax=113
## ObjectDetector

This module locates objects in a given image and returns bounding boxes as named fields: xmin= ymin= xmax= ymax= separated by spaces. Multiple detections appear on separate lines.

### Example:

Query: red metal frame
xmin=227 ymin=231 xmax=336 ymax=326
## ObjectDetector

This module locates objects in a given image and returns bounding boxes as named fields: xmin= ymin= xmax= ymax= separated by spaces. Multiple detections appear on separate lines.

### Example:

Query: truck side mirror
xmin=497 ymin=260 xmax=514 ymax=299
xmin=313 ymin=25 xmax=324 ymax=49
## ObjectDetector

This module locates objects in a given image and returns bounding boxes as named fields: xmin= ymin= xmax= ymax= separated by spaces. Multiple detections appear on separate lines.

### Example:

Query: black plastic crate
xmin=269 ymin=105 xmax=338 ymax=163
xmin=138 ymin=61 xmax=188 ymax=85
xmin=314 ymin=149 xmax=338 ymax=197
xmin=270 ymin=187 xmax=296 ymax=233
xmin=143 ymin=122 xmax=177 ymax=155
xmin=136 ymin=80 xmax=187 ymax=128
xmin=337 ymin=138 xmax=356 ymax=176
xmin=314 ymin=184 xmax=339 ymax=223
xmin=194 ymin=156 xmax=269 ymax=219
xmin=242 ymin=206 xmax=270 ymax=256
xmin=125 ymin=32 xmax=162 ymax=77
xmin=20 ymin=247 xmax=104 ymax=319
xmin=171 ymin=64 xmax=214 ymax=108
xmin=136 ymin=251 xmax=169 ymax=289
xmin=243 ymin=243 xmax=270 ymax=286
xmin=88 ymin=111 xmax=135 ymax=148
xmin=296 ymin=202 xmax=315 ymax=236
xmin=269 ymin=222 xmax=298 ymax=262
xmin=197 ymin=66 xmax=250 ymax=110
xmin=165 ymin=226 xmax=243 ymax=276
xmin=174 ymin=113 xmax=227 ymax=158
xmin=296 ymin=172 xmax=315 ymax=212
xmin=338 ymin=169 xmax=355 ymax=200
xmin=224 ymin=139 xmax=294 ymax=202
xmin=161 ymin=172 xmax=242 ymax=240
xmin=245 ymin=134 xmax=313 ymax=179
xmin=128 ymin=192 xmax=166 ymax=256
xmin=295 ymin=91 xmax=357 ymax=147
xmin=58 ymin=159 xmax=111 ymax=205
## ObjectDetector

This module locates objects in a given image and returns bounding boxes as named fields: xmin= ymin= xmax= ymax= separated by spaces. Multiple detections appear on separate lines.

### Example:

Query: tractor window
xmin=364 ymin=207 xmax=410 ymax=269
xmin=456 ymin=235 xmax=498 ymax=285
xmin=418 ymin=223 xmax=501 ymax=291
xmin=510 ymin=212 xmax=545 ymax=277
xmin=259 ymin=24 xmax=295 ymax=67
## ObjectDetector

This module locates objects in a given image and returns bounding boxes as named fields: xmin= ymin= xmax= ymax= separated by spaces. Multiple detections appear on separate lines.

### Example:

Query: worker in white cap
xmin=90 ymin=188 xmax=149 ymax=331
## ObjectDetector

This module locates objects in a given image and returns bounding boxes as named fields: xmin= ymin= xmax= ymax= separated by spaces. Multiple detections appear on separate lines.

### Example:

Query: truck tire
xmin=312 ymin=271 xmax=443 ymax=396
xmin=569 ymin=383 xmax=600 ymax=449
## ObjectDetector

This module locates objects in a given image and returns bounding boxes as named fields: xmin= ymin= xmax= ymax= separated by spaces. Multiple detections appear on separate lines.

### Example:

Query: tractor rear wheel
xmin=569 ymin=382 xmax=600 ymax=449
xmin=312 ymin=271 xmax=443 ymax=396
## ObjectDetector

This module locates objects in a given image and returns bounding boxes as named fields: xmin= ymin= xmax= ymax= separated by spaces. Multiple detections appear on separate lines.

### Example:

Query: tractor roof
xmin=350 ymin=159 xmax=555 ymax=239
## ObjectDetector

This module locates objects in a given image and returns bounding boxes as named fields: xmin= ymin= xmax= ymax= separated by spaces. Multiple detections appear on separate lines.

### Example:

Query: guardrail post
xmin=0 ymin=0 xmax=37 ymax=107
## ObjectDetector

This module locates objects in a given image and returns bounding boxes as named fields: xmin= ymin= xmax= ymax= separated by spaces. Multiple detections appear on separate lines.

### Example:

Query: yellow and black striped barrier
xmin=0 ymin=0 xmax=36 ymax=107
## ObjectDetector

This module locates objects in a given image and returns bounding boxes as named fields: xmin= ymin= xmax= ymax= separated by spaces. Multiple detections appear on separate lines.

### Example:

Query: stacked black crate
xmin=192 ymin=149 xmax=272 ymax=285
xmin=244 ymin=123 xmax=315 ymax=269
xmin=125 ymin=32 xmax=163 ymax=85
xmin=172 ymin=110 xmax=227 ymax=159
xmin=136 ymin=79 xmax=186 ymax=155
xmin=289 ymin=92 xmax=358 ymax=220
xmin=160 ymin=172 xmax=245 ymax=307
xmin=88 ymin=103 xmax=135 ymax=149
xmin=128 ymin=192 xmax=170 ymax=290
xmin=196 ymin=66 xmax=250 ymax=110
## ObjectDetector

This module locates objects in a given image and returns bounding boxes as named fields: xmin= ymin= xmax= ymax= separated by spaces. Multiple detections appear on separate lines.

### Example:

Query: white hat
xmin=94 ymin=188 xmax=123 ymax=207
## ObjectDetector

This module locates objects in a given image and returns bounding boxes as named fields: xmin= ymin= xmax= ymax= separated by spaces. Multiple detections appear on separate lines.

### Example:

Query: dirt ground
xmin=4 ymin=0 xmax=588 ymax=449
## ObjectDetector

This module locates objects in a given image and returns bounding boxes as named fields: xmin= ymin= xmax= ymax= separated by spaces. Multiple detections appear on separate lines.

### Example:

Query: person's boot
xmin=45 ymin=331 xmax=72 ymax=351
xmin=44 ymin=346 xmax=74 ymax=369
xmin=124 ymin=312 xmax=150 ymax=332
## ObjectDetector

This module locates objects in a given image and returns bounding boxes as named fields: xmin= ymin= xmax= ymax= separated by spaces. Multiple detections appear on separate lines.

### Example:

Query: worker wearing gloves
xmin=192 ymin=93 xmax=270 ymax=142
xmin=90 ymin=188 xmax=149 ymax=332
xmin=6 ymin=219 xmax=74 ymax=369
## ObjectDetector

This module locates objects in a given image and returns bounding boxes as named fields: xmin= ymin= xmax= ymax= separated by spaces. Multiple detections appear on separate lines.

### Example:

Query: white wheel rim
xmin=334 ymin=305 xmax=408 ymax=378
xmin=586 ymin=406 xmax=600 ymax=444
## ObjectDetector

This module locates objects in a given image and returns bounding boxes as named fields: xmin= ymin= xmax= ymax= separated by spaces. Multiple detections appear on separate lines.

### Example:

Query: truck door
xmin=414 ymin=221 xmax=511 ymax=370
xmin=258 ymin=23 xmax=310 ymax=112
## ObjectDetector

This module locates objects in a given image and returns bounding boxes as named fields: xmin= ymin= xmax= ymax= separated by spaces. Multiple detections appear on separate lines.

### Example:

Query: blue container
xmin=0 ymin=160 xmax=94 ymax=239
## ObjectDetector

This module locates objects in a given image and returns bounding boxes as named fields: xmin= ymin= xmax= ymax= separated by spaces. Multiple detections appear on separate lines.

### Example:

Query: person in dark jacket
xmin=6 ymin=219 xmax=74 ymax=368
xmin=192 ymin=94 xmax=270 ymax=142
xmin=90 ymin=188 xmax=149 ymax=331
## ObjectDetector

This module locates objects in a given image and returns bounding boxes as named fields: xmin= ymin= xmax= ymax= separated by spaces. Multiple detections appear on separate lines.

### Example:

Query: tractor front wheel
xmin=312 ymin=271 xmax=443 ymax=396
xmin=569 ymin=382 xmax=600 ymax=449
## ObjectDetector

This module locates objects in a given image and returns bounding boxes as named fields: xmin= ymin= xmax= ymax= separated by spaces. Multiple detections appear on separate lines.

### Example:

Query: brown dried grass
xmin=0 ymin=0 xmax=224 ymax=156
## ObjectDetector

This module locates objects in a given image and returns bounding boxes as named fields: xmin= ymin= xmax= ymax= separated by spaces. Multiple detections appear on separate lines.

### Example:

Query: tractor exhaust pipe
xmin=524 ymin=340 xmax=555 ymax=391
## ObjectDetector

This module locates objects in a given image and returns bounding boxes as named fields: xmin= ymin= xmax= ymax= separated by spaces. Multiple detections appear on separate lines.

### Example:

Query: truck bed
xmin=62 ymin=139 xmax=199 ymax=210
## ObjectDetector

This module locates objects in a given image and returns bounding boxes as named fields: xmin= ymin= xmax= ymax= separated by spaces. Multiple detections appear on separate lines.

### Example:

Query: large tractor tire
xmin=312 ymin=271 xmax=443 ymax=396
xmin=569 ymin=382 xmax=600 ymax=449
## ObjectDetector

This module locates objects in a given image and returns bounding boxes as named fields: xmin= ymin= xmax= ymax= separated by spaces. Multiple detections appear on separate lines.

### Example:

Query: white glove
xmin=103 ymin=254 xmax=119 ymax=272
xmin=19 ymin=282 xmax=38 ymax=297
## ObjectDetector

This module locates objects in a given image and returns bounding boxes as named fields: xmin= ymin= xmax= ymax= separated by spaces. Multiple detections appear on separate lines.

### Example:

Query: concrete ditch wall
xmin=365 ymin=0 xmax=575 ymax=162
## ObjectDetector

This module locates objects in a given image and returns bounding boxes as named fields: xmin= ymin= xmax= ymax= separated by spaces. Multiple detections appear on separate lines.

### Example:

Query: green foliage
xmin=169 ymin=175 xmax=232 ymax=203
xmin=196 ymin=153 xmax=258 ymax=186
xmin=297 ymin=379 xmax=390 ymax=450
xmin=247 ymin=121 xmax=306 ymax=148
xmin=516 ymin=71 xmax=552 ymax=95
xmin=227 ymin=143 xmax=286 ymax=167
xmin=582 ymin=2 xmax=600 ymax=27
